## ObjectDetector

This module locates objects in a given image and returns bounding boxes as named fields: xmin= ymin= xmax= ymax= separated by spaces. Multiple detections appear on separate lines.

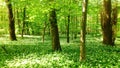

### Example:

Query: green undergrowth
xmin=0 ymin=36 xmax=120 ymax=68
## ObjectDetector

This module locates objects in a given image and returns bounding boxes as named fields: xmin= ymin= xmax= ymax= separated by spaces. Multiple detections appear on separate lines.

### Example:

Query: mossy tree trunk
xmin=80 ymin=0 xmax=88 ymax=61
xmin=49 ymin=9 xmax=62 ymax=51
xmin=5 ymin=0 xmax=17 ymax=41
xmin=101 ymin=0 xmax=113 ymax=46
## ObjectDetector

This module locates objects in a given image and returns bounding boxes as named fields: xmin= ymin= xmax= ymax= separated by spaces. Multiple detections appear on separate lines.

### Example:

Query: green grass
xmin=0 ymin=35 xmax=120 ymax=68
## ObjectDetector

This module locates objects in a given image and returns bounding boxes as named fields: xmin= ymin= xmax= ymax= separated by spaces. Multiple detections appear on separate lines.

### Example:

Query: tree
xmin=101 ymin=0 xmax=113 ymax=46
xmin=49 ymin=9 xmax=62 ymax=51
xmin=66 ymin=14 xmax=70 ymax=43
xmin=42 ymin=14 xmax=48 ymax=43
xmin=49 ymin=0 xmax=62 ymax=51
xmin=5 ymin=0 xmax=17 ymax=41
xmin=80 ymin=0 xmax=88 ymax=61
xmin=21 ymin=7 xmax=26 ymax=38
xmin=74 ymin=16 xmax=78 ymax=39
xmin=16 ymin=8 xmax=21 ymax=34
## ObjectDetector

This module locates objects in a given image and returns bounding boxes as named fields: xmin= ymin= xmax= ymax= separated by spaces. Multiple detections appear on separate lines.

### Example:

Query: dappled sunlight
xmin=0 ymin=0 xmax=6 ymax=6
xmin=0 ymin=0 xmax=120 ymax=67
xmin=0 ymin=37 xmax=10 ymax=45
xmin=5 ymin=53 xmax=75 ymax=68
xmin=0 ymin=36 xmax=42 ymax=46
xmin=0 ymin=36 xmax=120 ymax=67
xmin=5 ymin=53 xmax=40 ymax=67
xmin=115 ymin=38 xmax=120 ymax=45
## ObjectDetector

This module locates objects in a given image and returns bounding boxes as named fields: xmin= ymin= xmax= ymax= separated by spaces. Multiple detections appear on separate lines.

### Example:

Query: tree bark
xmin=111 ymin=3 xmax=118 ymax=45
xmin=66 ymin=15 xmax=70 ymax=43
xmin=21 ymin=7 xmax=26 ymax=38
xmin=80 ymin=0 xmax=88 ymax=61
xmin=5 ymin=0 xmax=17 ymax=41
xmin=74 ymin=16 xmax=77 ymax=39
xmin=16 ymin=9 xmax=21 ymax=34
xmin=49 ymin=9 xmax=62 ymax=51
xmin=101 ymin=0 xmax=113 ymax=45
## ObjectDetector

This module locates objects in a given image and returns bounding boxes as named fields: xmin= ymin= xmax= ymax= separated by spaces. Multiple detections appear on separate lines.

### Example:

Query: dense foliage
xmin=0 ymin=0 xmax=119 ymax=36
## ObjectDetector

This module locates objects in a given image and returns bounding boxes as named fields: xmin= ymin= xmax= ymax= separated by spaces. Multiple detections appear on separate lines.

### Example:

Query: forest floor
xmin=0 ymin=35 xmax=120 ymax=68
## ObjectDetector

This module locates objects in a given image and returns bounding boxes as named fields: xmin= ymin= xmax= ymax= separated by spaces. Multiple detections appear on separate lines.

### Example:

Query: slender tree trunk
xmin=16 ymin=9 xmax=21 ymax=34
xmin=67 ymin=15 xmax=70 ymax=43
xmin=65 ymin=16 xmax=67 ymax=37
xmin=101 ymin=0 xmax=113 ymax=45
xmin=49 ymin=9 xmax=62 ymax=51
xmin=5 ymin=0 xmax=17 ymax=41
xmin=26 ymin=22 xmax=30 ymax=35
xmin=80 ymin=0 xmax=88 ymax=61
xmin=21 ymin=7 xmax=26 ymax=38
xmin=71 ymin=16 xmax=74 ymax=40
xmin=74 ymin=16 xmax=77 ymax=39
xmin=42 ymin=14 xmax=48 ymax=43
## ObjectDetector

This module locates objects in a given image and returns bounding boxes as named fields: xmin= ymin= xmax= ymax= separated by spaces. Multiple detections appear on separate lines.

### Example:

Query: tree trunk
xmin=16 ymin=9 xmax=21 ymax=34
xmin=49 ymin=9 xmax=62 ymax=51
xmin=80 ymin=0 xmax=88 ymax=61
xmin=101 ymin=0 xmax=113 ymax=45
xmin=74 ymin=16 xmax=77 ymax=39
xmin=26 ymin=22 xmax=30 ymax=35
xmin=111 ymin=3 xmax=118 ymax=45
xmin=5 ymin=0 xmax=17 ymax=41
xmin=21 ymin=7 xmax=26 ymax=38
xmin=67 ymin=15 xmax=70 ymax=43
